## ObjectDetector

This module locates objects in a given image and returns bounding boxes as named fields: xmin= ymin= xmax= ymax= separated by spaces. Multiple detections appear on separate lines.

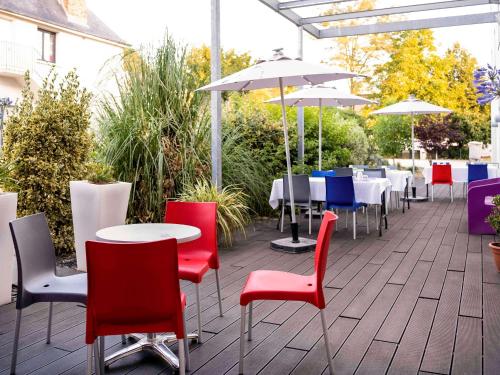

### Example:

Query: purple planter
xmin=468 ymin=178 xmax=500 ymax=235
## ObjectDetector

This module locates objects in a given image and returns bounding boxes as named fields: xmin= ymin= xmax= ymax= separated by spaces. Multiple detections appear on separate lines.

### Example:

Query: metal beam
xmin=303 ymin=0 xmax=497 ymax=25
xmin=257 ymin=0 xmax=320 ymax=38
xmin=211 ymin=0 xmax=222 ymax=189
xmin=320 ymin=12 xmax=499 ymax=38
xmin=279 ymin=0 xmax=355 ymax=9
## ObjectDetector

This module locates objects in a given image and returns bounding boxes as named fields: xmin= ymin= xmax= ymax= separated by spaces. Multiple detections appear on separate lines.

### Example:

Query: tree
xmin=373 ymin=115 xmax=411 ymax=163
xmin=3 ymin=71 xmax=92 ymax=255
xmin=415 ymin=115 xmax=465 ymax=159
xmin=323 ymin=0 xmax=394 ymax=94
xmin=187 ymin=44 xmax=252 ymax=88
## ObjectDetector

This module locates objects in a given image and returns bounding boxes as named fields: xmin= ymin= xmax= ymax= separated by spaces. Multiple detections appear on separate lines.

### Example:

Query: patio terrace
xmin=1 ymin=182 xmax=499 ymax=375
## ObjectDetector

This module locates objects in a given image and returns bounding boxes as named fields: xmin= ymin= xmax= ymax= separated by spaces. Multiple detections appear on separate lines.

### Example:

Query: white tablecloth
xmin=269 ymin=177 xmax=392 ymax=209
xmin=422 ymin=165 xmax=499 ymax=184
xmin=386 ymin=170 xmax=413 ymax=192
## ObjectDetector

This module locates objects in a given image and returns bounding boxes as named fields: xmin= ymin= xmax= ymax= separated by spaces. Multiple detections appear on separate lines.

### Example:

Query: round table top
xmin=96 ymin=223 xmax=201 ymax=244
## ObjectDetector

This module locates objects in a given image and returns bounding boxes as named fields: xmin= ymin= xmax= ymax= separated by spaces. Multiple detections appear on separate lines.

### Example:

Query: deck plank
xmin=452 ymin=316 xmax=482 ymax=375
xmin=483 ymin=283 xmax=500 ymax=375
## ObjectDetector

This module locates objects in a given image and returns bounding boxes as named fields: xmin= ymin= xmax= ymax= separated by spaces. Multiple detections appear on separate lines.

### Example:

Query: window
xmin=38 ymin=28 xmax=56 ymax=63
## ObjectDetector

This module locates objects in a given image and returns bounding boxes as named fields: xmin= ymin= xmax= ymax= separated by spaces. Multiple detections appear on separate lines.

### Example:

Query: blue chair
xmin=468 ymin=163 xmax=488 ymax=183
xmin=312 ymin=170 xmax=336 ymax=177
xmin=325 ymin=176 xmax=368 ymax=239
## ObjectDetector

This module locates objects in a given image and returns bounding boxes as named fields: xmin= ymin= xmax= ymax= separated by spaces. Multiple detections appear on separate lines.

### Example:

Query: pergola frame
xmin=210 ymin=0 xmax=500 ymax=188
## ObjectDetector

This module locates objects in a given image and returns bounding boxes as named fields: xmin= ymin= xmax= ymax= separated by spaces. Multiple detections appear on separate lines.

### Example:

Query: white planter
xmin=70 ymin=181 xmax=131 ymax=271
xmin=0 ymin=192 xmax=17 ymax=305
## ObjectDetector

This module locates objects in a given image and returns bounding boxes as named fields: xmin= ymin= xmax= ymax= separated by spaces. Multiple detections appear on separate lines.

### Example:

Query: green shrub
xmin=86 ymin=162 xmax=115 ymax=184
xmin=97 ymin=35 xmax=210 ymax=223
xmin=3 ymin=71 xmax=92 ymax=255
xmin=178 ymin=179 xmax=250 ymax=247
xmin=0 ymin=157 xmax=16 ymax=192
xmin=487 ymin=195 xmax=500 ymax=234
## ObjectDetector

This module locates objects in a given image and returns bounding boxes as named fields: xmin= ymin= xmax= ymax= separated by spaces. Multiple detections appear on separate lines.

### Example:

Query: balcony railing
xmin=0 ymin=41 xmax=36 ymax=77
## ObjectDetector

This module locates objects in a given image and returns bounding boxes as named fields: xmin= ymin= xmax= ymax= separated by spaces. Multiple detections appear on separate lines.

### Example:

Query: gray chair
xmin=9 ymin=213 xmax=87 ymax=374
xmin=363 ymin=168 xmax=386 ymax=178
xmin=281 ymin=174 xmax=313 ymax=235
xmin=332 ymin=167 xmax=353 ymax=177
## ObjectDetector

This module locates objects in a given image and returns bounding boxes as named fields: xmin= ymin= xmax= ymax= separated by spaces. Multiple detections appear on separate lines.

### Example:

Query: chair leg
xmin=195 ymin=283 xmax=203 ymax=344
xmin=308 ymin=207 xmax=312 ymax=235
xmin=182 ymin=311 xmax=190 ymax=371
xmin=353 ymin=211 xmax=356 ymax=240
xmin=320 ymin=309 xmax=334 ymax=375
xmin=239 ymin=305 xmax=246 ymax=374
xmin=87 ymin=344 xmax=93 ymax=375
xmin=280 ymin=203 xmax=285 ymax=233
xmin=451 ymin=185 xmax=454 ymax=202
xmin=121 ymin=335 xmax=127 ymax=344
xmin=93 ymin=341 xmax=101 ymax=375
xmin=10 ymin=309 xmax=22 ymax=375
xmin=47 ymin=302 xmax=53 ymax=344
xmin=215 ymin=269 xmax=223 ymax=317
xmin=431 ymin=185 xmax=434 ymax=202
xmin=366 ymin=206 xmax=369 ymax=234
xmin=248 ymin=302 xmax=253 ymax=341
xmin=375 ymin=206 xmax=378 ymax=231
xmin=99 ymin=336 xmax=105 ymax=374
xmin=345 ymin=210 xmax=348 ymax=228
xmin=178 ymin=338 xmax=186 ymax=375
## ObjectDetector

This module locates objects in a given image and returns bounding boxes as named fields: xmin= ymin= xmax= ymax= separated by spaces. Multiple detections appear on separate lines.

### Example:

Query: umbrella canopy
xmin=198 ymin=49 xmax=361 ymax=245
xmin=266 ymin=85 xmax=375 ymax=107
xmin=371 ymin=95 xmax=452 ymax=116
xmin=266 ymin=85 xmax=374 ymax=170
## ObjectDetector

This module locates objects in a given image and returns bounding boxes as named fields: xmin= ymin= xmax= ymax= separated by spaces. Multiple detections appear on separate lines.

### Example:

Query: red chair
xmin=238 ymin=211 xmax=338 ymax=374
xmin=431 ymin=164 xmax=453 ymax=202
xmin=165 ymin=201 xmax=222 ymax=344
xmin=85 ymin=239 xmax=188 ymax=375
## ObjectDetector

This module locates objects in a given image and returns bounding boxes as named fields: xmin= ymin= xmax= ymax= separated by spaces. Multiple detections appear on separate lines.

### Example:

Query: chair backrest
xmin=432 ymin=164 xmax=452 ymax=184
xmin=325 ymin=176 xmax=356 ymax=206
xmin=165 ymin=201 xmax=219 ymax=269
xmin=313 ymin=211 xmax=337 ymax=309
xmin=332 ymin=167 xmax=353 ymax=177
xmin=363 ymin=168 xmax=386 ymax=178
xmin=283 ymin=174 xmax=311 ymax=204
xmin=311 ymin=170 xmax=336 ymax=178
xmin=9 ymin=213 xmax=56 ymax=309
xmin=468 ymin=163 xmax=488 ymax=183
xmin=350 ymin=165 xmax=368 ymax=170
xmin=386 ymin=165 xmax=397 ymax=170
xmin=85 ymin=239 xmax=185 ymax=344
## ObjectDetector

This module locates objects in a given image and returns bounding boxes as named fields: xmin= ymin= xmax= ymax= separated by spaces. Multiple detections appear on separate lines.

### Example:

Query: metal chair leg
xmin=10 ymin=309 xmax=22 ymax=375
xmin=366 ymin=206 xmax=369 ymax=234
xmin=93 ymin=341 xmax=101 ymax=375
xmin=195 ymin=283 xmax=203 ymax=343
xmin=99 ymin=336 xmax=105 ymax=374
xmin=47 ymin=302 xmax=53 ymax=344
xmin=239 ymin=305 xmax=246 ymax=374
xmin=345 ymin=210 xmax=348 ymax=228
xmin=248 ymin=302 xmax=253 ymax=341
xmin=375 ymin=206 xmax=378 ymax=231
xmin=87 ymin=344 xmax=93 ymax=375
xmin=183 ymin=311 xmax=190 ymax=371
xmin=353 ymin=211 xmax=356 ymax=240
xmin=320 ymin=310 xmax=334 ymax=375
xmin=308 ymin=207 xmax=312 ymax=235
xmin=178 ymin=338 xmax=186 ymax=375
xmin=431 ymin=185 xmax=434 ymax=201
xmin=215 ymin=269 xmax=223 ymax=317
xmin=280 ymin=203 xmax=285 ymax=232
xmin=451 ymin=185 xmax=454 ymax=202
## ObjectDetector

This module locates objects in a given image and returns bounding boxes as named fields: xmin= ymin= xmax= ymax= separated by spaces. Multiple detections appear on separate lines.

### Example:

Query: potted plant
xmin=487 ymin=195 xmax=500 ymax=271
xmin=70 ymin=163 xmax=131 ymax=271
xmin=0 ymin=159 xmax=17 ymax=304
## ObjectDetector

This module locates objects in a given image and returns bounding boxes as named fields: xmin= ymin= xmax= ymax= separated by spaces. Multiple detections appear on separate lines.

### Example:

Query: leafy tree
xmin=187 ymin=44 xmax=252 ymax=88
xmin=323 ymin=0 xmax=394 ymax=94
xmin=3 ymin=71 xmax=92 ymax=255
xmin=415 ymin=115 xmax=465 ymax=159
xmin=373 ymin=115 xmax=411 ymax=163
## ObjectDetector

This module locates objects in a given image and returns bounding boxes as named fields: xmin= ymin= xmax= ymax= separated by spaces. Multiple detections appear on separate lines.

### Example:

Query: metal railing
xmin=0 ymin=41 xmax=36 ymax=77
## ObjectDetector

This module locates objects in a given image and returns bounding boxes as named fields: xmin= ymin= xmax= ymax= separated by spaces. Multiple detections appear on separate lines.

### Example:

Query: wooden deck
xmin=1 ymin=182 xmax=499 ymax=374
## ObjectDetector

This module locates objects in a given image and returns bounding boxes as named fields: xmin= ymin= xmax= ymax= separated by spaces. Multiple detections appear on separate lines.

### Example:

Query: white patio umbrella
xmin=266 ymin=85 xmax=374 ymax=170
xmin=371 ymin=95 xmax=452 ymax=199
xmin=199 ymin=49 xmax=360 ymax=251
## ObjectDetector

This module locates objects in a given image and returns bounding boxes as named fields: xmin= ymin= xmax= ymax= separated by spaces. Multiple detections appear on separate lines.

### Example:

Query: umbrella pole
xmin=319 ymin=99 xmax=322 ymax=171
xmin=411 ymin=114 xmax=415 ymax=178
xmin=279 ymin=78 xmax=299 ymax=243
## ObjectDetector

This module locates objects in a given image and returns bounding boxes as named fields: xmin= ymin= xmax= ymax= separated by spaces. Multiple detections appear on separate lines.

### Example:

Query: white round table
xmin=96 ymin=223 xmax=201 ymax=243
xmin=95 ymin=223 xmax=201 ymax=371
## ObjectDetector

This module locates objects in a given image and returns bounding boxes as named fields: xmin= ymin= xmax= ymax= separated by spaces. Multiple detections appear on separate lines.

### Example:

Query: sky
xmin=86 ymin=0 xmax=497 ymax=67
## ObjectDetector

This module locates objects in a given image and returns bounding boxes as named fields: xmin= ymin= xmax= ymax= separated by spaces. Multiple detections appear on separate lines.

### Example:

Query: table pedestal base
xmin=104 ymin=332 xmax=198 ymax=369
xmin=271 ymin=237 xmax=316 ymax=253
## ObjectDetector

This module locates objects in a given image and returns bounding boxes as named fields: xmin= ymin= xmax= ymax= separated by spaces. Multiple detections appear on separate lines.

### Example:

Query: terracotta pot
xmin=489 ymin=242 xmax=500 ymax=272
